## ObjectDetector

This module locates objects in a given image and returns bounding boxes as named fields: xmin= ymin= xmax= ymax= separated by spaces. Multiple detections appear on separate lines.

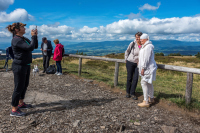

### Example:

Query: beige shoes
xmin=149 ymin=97 xmax=155 ymax=104
xmin=138 ymin=100 xmax=150 ymax=107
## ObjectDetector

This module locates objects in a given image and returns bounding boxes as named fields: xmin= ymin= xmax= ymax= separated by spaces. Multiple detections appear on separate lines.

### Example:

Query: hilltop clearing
xmin=0 ymin=70 xmax=200 ymax=132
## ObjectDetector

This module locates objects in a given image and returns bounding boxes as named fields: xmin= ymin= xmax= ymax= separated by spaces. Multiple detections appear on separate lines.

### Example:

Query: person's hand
xmin=31 ymin=29 xmax=38 ymax=36
xmin=43 ymin=50 xmax=47 ymax=52
xmin=125 ymin=60 xmax=127 ymax=63
xmin=40 ymin=48 xmax=42 ymax=51
xmin=141 ymin=69 xmax=144 ymax=76
xmin=34 ymin=29 xmax=38 ymax=35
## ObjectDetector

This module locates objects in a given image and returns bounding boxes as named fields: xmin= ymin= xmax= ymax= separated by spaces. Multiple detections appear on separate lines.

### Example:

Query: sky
xmin=0 ymin=0 xmax=200 ymax=44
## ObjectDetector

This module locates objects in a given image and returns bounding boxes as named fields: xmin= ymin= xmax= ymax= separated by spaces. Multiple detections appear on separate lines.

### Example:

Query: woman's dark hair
xmin=135 ymin=32 xmax=143 ymax=37
xmin=6 ymin=22 xmax=26 ymax=37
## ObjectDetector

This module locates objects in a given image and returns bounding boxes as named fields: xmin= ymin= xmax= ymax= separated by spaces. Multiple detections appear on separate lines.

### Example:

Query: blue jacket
xmin=41 ymin=40 xmax=53 ymax=57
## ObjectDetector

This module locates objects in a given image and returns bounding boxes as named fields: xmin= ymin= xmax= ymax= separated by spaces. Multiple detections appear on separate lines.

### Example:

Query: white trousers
xmin=141 ymin=79 xmax=154 ymax=101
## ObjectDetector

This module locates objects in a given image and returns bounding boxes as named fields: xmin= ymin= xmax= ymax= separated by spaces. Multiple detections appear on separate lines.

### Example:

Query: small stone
xmin=29 ymin=120 xmax=37 ymax=127
xmin=137 ymin=114 xmax=140 ymax=117
xmin=119 ymin=125 xmax=125 ymax=132
xmin=73 ymin=120 xmax=81 ymax=127
xmin=154 ymin=117 xmax=159 ymax=121
xmin=134 ymin=122 xmax=141 ymax=126
xmin=100 ymin=126 xmax=106 ymax=129
xmin=161 ymin=125 xmax=177 ymax=133
xmin=17 ymin=125 xmax=27 ymax=130
xmin=64 ymin=84 xmax=72 ymax=87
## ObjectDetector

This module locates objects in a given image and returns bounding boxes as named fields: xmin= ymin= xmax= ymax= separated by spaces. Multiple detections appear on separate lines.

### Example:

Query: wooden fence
xmin=1 ymin=53 xmax=200 ymax=104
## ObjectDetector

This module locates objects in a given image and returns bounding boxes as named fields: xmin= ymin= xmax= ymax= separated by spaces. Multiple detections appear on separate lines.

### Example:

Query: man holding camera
xmin=41 ymin=37 xmax=53 ymax=73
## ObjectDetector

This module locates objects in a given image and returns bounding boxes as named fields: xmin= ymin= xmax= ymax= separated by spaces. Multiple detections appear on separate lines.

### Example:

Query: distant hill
xmin=64 ymin=40 xmax=200 ymax=56
xmin=0 ymin=40 xmax=200 ymax=56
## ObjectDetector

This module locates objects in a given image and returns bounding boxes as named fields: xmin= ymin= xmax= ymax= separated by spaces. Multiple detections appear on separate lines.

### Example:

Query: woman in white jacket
xmin=138 ymin=33 xmax=157 ymax=107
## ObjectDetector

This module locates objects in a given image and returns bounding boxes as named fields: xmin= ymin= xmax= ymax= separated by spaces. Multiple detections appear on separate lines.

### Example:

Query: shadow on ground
xmin=26 ymin=98 xmax=117 ymax=116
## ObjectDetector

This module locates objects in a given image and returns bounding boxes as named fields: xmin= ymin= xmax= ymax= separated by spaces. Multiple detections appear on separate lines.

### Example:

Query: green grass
xmin=1 ymin=55 xmax=200 ymax=111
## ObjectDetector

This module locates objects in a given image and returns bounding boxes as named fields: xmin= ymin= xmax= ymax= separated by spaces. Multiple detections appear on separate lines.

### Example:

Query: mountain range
xmin=0 ymin=40 xmax=200 ymax=56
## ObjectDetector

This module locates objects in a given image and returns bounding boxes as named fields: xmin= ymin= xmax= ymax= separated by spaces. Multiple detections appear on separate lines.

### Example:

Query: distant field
xmin=0 ymin=54 xmax=200 ymax=111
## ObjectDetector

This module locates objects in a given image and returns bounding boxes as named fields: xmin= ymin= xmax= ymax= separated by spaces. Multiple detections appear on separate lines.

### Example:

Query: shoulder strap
xmin=128 ymin=42 xmax=135 ymax=56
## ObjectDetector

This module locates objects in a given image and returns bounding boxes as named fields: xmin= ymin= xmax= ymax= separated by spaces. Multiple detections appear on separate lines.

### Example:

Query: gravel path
xmin=0 ymin=71 xmax=200 ymax=133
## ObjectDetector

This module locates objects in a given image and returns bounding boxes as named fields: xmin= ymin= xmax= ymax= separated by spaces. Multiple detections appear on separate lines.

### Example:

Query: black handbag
xmin=46 ymin=65 xmax=56 ymax=74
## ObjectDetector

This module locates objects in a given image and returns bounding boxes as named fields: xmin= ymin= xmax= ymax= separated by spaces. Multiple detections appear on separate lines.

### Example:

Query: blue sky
xmin=0 ymin=0 xmax=200 ymax=43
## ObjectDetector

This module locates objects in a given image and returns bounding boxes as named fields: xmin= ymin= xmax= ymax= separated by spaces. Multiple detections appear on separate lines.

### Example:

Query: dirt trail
xmin=0 ymin=70 xmax=199 ymax=133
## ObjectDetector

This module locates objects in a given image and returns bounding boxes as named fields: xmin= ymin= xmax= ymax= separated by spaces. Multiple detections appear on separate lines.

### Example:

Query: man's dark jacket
xmin=41 ymin=40 xmax=53 ymax=57
xmin=12 ymin=35 xmax=38 ymax=65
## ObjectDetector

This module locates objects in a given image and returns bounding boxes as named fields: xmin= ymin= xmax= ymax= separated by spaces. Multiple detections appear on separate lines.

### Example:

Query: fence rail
xmin=1 ymin=52 xmax=199 ymax=104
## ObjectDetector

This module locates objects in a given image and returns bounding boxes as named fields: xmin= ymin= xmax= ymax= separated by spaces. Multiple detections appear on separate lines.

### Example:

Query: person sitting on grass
xmin=137 ymin=33 xmax=157 ymax=107
xmin=53 ymin=39 xmax=64 ymax=76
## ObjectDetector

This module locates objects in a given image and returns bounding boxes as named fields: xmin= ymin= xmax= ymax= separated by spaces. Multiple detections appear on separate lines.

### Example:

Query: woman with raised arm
xmin=137 ymin=33 xmax=157 ymax=107
xmin=124 ymin=32 xmax=143 ymax=100
xmin=7 ymin=22 xmax=38 ymax=117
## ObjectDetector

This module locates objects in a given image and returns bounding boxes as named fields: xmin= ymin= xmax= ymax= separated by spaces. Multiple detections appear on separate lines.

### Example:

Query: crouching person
xmin=138 ymin=33 xmax=157 ymax=107
xmin=53 ymin=39 xmax=63 ymax=76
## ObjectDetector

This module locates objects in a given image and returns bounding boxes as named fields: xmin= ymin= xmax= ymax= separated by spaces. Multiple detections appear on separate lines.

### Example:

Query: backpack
xmin=62 ymin=47 xmax=65 ymax=57
xmin=6 ymin=46 xmax=14 ymax=59
xmin=46 ymin=65 xmax=56 ymax=74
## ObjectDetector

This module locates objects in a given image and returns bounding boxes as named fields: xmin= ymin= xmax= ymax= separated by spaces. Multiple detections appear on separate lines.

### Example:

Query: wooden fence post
xmin=114 ymin=62 xmax=119 ymax=86
xmin=78 ymin=58 xmax=82 ymax=76
xmin=185 ymin=72 xmax=193 ymax=104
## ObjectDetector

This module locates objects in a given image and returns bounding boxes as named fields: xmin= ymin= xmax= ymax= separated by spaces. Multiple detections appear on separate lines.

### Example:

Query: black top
xmin=41 ymin=40 xmax=53 ymax=57
xmin=11 ymin=35 xmax=38 ymax=65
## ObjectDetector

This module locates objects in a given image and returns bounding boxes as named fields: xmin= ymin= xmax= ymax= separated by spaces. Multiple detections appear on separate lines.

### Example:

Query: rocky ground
xmin=0 ymin=69 xmax=200 ymax=133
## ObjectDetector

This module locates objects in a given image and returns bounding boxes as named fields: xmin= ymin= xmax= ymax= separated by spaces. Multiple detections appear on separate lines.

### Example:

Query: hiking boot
xmin=131 ymin=95 xmax=138 ymax=100
xmin=18 ymin=102 xmax=33 ymax=109
xmin=138 ymin=100 xmax=150 ymax=107
xmin=148 ymin=97 xmax=155 ymax=104
xmin=10 ymin=108 xmax=26 ymax=117
xmin=125 ymin=93 xmax=131 ymax=98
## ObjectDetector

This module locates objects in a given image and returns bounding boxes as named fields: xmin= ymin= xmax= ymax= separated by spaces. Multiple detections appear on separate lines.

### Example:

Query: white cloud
xmin=80 ymin=26 xmax=98 ymax=34
xmin=0 ymin=0 xmax=14 ymax=11
xmin=33 ymin=24 xmax=73 ymax=36
xmin=125 ymin=13 xmax=141 ymax=19
xmin=139 ymin=2 xmax=161 ymax=11
xmin=0 ymin=30 xmax=12 ymax=37
xmin=119 ymin=36 xmax=127 ymax=40
xmin=0 ymin=8 xmax=34 ymax=22
xmin=103 ymin=16 xmax=200 ymax=34
xmin=1 ymin=15 xmax=200 ymax=42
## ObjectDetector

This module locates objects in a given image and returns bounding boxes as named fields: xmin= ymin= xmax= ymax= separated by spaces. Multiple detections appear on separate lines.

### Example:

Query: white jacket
xmin=138 ymin=40 xmax=157 ymax=84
